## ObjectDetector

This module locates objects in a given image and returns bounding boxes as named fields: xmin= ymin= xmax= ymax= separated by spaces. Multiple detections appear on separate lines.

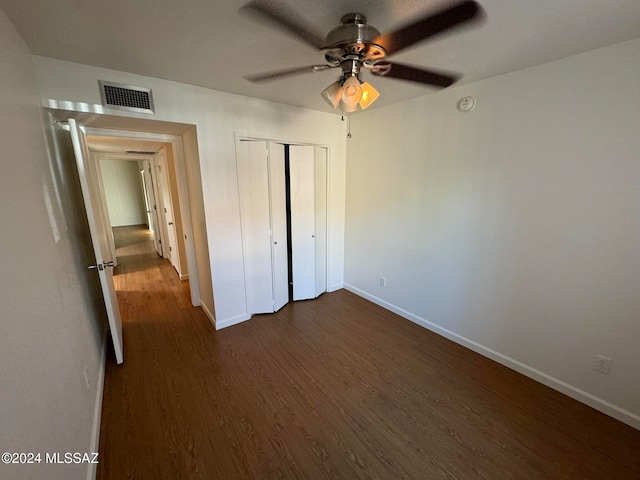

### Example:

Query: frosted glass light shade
xmin=340 ymin=76 xmax=363 ymax=109
xmin=358 ymin=82 xmax=380 ymax=110
xmin=321 ymin=81 xmax=342 ymax=108
xmin=339 ymin=100 xmax=358 ymax=113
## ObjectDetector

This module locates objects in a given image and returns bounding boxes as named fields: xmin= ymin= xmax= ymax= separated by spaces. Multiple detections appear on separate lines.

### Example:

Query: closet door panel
xmin=269 ymin=143 xmax=289 ymax=311
xmin=236 ymin=140 xmax=273 ymax=314
xmin=289 ymin=145 xmax=316 ymax=301
xmin=314 ymin=146 xmax=328 ymax=297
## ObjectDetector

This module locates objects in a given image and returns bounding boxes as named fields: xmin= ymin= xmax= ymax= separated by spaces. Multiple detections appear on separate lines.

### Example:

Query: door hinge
xmin=88 ymin=261 xmax=114 ymax=271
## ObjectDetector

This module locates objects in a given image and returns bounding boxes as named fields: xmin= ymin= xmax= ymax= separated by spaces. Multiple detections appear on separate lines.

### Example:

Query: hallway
xmin=97 ymin=226 xmax=640 ymax=480
xmin=99 ymin=225 xmax=209 ymax=478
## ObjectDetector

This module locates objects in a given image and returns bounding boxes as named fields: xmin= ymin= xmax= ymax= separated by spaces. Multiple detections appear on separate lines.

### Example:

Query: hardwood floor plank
xmin=97 ymin=225 xmax=640 ymax=480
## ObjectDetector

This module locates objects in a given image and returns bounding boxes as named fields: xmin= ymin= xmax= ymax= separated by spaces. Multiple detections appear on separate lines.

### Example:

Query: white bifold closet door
xmin=268 ymin=143 xmax=289 ymax=311
xmin=290 ymin=146 xmax=316 ymax=300
xmin=290 ymin=144 xmax=327 ymax=301
xmin=237 ymin=139 xmax=326 ymax=316
xmin=236 ymin=140 xmax=288 ymax=314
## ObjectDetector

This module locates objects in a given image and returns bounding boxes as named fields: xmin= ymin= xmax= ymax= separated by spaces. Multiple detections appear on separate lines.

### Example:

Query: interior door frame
xmin=85 ymin=128 xmax=201 ymax=307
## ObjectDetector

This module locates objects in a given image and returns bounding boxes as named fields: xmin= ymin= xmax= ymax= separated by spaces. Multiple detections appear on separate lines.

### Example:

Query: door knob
xmin=104 ymin=261 xmax=115 ymax=267
xmin=168 ymin=222 xmax=173 ymax=225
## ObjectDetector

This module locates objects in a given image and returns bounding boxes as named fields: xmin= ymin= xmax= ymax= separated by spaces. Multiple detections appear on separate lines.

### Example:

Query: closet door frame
xmin=314 ymin=146 xmax=328 ymax=298
xmin=235 ymin=134 xmax=330 ymax=317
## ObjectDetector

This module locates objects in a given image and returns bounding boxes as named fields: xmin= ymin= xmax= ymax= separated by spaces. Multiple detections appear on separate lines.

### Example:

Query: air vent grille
xmin=98 ymin=80 xmax=155 ymax=114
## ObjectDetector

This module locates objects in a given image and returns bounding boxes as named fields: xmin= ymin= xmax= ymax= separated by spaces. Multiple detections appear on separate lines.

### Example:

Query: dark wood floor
xmin=98 ymin=225 xmax=640 ymax=480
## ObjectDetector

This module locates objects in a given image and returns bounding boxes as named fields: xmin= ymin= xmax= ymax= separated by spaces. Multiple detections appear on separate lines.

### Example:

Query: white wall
xmin=345 ymin=38 xmax=640 ymax=428
xmin=33 ymin=56 xmax=347 ymax=327
xmin=0 ymin=7 xmax=107 ymax=480
xmin=181 ymin=127 xmax=215 ymax=316
xmin=100 ymin=159 xmax=147 ymax=227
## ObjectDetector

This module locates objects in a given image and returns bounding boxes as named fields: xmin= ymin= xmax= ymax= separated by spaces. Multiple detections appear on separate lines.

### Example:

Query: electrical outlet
xmin=379 ymin=276 xmax=387 ymax=287
xmin=593 ymin=355 xmax=611 ymax=374
xmin=83 ymin=367 xmax=91 ymax=388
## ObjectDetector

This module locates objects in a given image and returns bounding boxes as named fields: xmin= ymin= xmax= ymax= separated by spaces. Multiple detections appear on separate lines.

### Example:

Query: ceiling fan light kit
xmin=321 ymin=76 xmax=381 ymax=112
xmin=242 ymin=0 xmax=484 ymax=114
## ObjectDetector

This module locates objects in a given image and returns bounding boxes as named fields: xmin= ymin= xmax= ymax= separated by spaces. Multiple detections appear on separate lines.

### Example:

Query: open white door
xmin=142 ymin=159 xmax=162 ymax=256
xmin=69 ymin=119 xmax=124 ymax=364
xmin=155 ymin=151 xmax=181 ymax=275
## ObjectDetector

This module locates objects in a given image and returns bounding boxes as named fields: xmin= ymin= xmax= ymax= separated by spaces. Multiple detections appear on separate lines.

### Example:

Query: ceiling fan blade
xmin=245 ymin=64 xmax=336 ymax=82
xmin=373 ymin=0 xmax=484 ymax=56
xmin=371 ymin=62 xmax=459 ymax=88
xmin=240 ymin=0 xmax=326 ymax=50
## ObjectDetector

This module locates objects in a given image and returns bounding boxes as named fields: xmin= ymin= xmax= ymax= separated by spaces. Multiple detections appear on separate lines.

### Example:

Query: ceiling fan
xmin=241 ymin=0 xmax=485 ymax=112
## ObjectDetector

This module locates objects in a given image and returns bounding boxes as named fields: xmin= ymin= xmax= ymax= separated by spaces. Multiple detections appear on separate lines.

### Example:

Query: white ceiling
xmin=3 ymin=0 xmax=640 ymax=113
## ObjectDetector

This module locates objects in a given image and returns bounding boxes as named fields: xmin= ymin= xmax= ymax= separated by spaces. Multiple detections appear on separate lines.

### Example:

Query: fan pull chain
xmin=347 ymin=115 xmax=352 ymax=138
xmin=341 ymin=114 xmax=352 ymax=138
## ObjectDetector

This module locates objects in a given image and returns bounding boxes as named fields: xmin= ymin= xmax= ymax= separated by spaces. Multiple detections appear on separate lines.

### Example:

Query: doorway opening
xmin=81 ymin=127 xmax=210 ymax=312
xmin=91 ymin=144 xmax=188 ymax=281
xmin=47 ymin=108 xmax=216 ymax=363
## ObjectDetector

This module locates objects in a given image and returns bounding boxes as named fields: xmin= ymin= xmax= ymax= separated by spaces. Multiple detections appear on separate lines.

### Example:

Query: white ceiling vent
xmin=98 ymin=80 xmax=155 ymax=114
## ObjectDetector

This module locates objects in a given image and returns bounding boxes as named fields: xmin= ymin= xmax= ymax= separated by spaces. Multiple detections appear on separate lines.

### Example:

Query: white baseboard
xmin=216 ymin=312 xmax=251 ymax=330
xmin=200 ymin=301 xmax=216 ymax=328
xmin=179 ymin=273 xmax=189 ymax=280
xmin=86 ymin=332 xmax=107 ymax=480
xmin=328 ymin=282 xmax=344 ymax=292
xmin=343 ymin=283 xmax=640 ymax=431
